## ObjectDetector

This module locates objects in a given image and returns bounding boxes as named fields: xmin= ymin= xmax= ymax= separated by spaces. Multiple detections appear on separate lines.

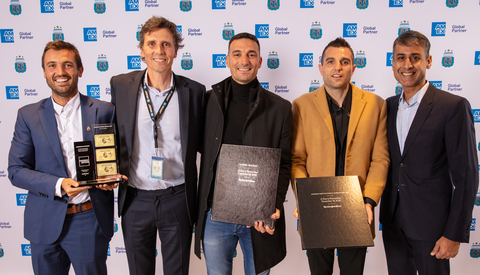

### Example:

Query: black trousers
xmin=122 ymin=185 xmax=192 ymax=275
xmin=307 ymin=247 xmax=367 ymax=275
xmin=382 ymin=223 xmax=450 ymax=275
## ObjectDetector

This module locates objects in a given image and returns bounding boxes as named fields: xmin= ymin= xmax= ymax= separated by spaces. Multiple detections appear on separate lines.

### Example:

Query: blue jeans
xmin=203 ymin=210 xmax=270 ymax=275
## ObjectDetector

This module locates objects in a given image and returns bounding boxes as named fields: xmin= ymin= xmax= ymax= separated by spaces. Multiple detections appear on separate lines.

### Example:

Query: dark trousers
xmin=382 ymin=223 xmax=450 ymax=275
xmin=307 ymin=247 xmax=367 ymax=275
xmin=122 ymin=185 xmax=192 ymax=275
xmin=30 ymin=209 xmax=109 ymax=275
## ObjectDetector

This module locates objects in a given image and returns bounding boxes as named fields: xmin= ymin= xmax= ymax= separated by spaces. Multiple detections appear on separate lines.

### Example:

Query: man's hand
xmin=61 ymin=178 xmax=91 ymax=197
xmin=293 ymin=207 xmax=299 ymax=219
xmin=365 ymin=203 xmax=373 ymax=225
xmin=253 ymin=208 xmax=280 ymax=235
xmin=430 ymin=236 xmax=460 ymax=259
xmin=95 ymin=174 xmax=127 ymax=191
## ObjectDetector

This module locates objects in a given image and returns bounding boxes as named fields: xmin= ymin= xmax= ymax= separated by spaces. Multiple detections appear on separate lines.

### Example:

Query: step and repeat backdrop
xmin=1 ymin=0 xmax=480 ymax=274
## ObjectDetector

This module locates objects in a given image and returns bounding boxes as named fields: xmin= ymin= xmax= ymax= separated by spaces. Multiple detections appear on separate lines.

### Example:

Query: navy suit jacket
xmin=380 ymin=83 xmax=478 ymax=243
xmin=8 ymin=94 xmax=116 ymax=245
xmin=110 ymin=70 xmax=205 ymax=224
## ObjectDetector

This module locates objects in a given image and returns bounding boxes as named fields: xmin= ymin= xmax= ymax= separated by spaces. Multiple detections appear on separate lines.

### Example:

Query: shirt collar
xmin=399 ymin=81 xmax=429 ymax=107
xmin=52 ymin=91 xmax=81 ymax=116
xmin=144 ymin=69 xmax=174 ymax=96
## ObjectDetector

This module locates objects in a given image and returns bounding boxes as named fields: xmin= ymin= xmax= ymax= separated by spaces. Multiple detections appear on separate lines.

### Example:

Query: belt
xmin=127 ymin=184 xmax=185 ymax=198
xmin=66 ymin=201 xmax=93 ymax=215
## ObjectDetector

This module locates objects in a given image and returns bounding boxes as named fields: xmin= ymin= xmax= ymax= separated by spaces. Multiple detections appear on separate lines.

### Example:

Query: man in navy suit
xmin=8 ymin=41 xmax=118 ymax=275
xmin=380 ymin=30 xmax=478 ymax=275
xmin=110 ymin=16 xmax=205 ymax=275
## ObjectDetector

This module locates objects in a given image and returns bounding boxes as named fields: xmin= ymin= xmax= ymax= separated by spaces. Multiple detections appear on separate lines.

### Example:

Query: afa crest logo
xmin=114 ymin=219 xmax=118 ymax=233
xmin=97 ymin=54 xmax=108 ymax=72
xmin=310 ymin=22 xmax=322 ymax=40
xmin=10 ymin=0 xmax=22 ymax=15
xmin=267 ymin=52 xmax=280 ymax=69
xmin=475 ymin=192 xmax=480 ymax=206
xmin=0 ymin=243 xmax=4 ymax=258
xmin=53 ymin=26 xmax=64 ymax=41
xmin=136 ymin=24 xmax=142 ymax=41
xmin=471 ymin=243 xmax=480 ymax=258
xmin=357 ymin=0 xmax=368 ymax=9
xmin=94 ymin=0 xmax=106 ymax=14
xmin=355 ymin=51 xmax=366 ymax=68
xmin=442 ymin=50 xmax=454 ymax=67
xmin=309 ymin=80 xmax=320 ymax=93
xmin=395 ymin=83 xmax=403 ymax=95
xmin=268 ymin=0 xmax=280 ymax=11
xmin=15 ymin=56 xmax=26 ymax=73
xmin=398 ymin=21 xmax=410 ymax=35
xmin=180 ymin=1 xmax=192 ymax=12
xmin=181 ymin=53 xmax=193 ymax=70
xmin=446 ymin=0 xmax=458 ymax=8
xmin=222 ymin=23 xmax=234 ymax=41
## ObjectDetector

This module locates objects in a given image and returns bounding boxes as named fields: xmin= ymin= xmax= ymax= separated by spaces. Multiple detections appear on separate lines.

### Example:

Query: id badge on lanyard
xmin=152 ymin=148 xmax=164 ymax=179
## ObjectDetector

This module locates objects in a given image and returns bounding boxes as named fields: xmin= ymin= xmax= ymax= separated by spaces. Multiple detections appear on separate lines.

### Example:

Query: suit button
xmin=400 ymin=163 xmax=404 ymax=167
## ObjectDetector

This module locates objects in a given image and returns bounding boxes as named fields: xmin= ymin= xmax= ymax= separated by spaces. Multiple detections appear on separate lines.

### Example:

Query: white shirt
xmin=396 ymin=81 xmax=429 ymax=154
xmin=53 ymin=92 xmax=90 ymax=204
xmin=129 ymin=70 xmax=184 ymax=190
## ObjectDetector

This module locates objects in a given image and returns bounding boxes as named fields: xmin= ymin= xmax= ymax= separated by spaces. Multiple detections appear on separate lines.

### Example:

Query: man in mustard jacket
xmin=292 ymin=37 xmax=390 ymax=275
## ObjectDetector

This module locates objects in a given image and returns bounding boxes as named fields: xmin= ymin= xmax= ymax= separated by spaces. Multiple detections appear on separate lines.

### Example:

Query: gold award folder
xmin=295 ymin=176 xmax=373 ymax=250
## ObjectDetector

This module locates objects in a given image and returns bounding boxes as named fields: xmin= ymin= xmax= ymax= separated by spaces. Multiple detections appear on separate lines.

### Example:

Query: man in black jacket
xmin=194 ymin=32 xmax=292 ymax=275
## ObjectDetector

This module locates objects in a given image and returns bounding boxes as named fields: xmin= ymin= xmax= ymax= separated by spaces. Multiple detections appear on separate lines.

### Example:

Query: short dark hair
xmin=138 ymin=16 xmax=184 ymax=51
xmin=321 ymin=37 xmax=354 ymax=65
xmin=228 ymin=32 xmax=261 ymax=54
xmin=393 ymin=30 xmax=430 ymax=58
xmin=41 ymin=40 xmax=82 ymax=70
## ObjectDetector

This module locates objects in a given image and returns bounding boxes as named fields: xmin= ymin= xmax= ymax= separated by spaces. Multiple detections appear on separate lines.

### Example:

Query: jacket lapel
xmin=401 ymin=83 xmax=434 ymax=159
xmin=80 ymin=94 xmax=96 ymax=142
xmin=313 ymin=85 xmax=334 ymax=138
xmin=39 ymin=98 xmax=67 ymax=174
xmin=125 ymin=70 xmax=145 ymax=155
xmin=387 ymin=95 xmax=402 ymax=158
xmin=347 ymin=85 xmax=366 ymax=149
xmin=175 ymin=74 xmax=189 ymax=162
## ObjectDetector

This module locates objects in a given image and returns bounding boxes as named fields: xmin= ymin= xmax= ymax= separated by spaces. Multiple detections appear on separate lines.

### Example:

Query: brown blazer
xmin=291 ymin=83 xmax=390 ymax=237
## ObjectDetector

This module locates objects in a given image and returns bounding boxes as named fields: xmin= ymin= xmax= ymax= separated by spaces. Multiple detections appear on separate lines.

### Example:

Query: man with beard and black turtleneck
xmin=194 ymin=32 xmax=292 ymax=275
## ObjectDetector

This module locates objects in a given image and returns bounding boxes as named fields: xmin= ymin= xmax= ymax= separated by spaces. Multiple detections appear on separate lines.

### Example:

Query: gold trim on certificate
xmin=94 ymin=134 xmax=115 ymax=147
xmin=97 ymin=162 xmax=117 ymax=176
xmin=96 ymin=148 xmax=116 ymax=162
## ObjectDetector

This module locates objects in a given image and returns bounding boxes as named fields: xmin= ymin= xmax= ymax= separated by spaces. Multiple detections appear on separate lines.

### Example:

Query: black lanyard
xmin=142 ymin=74 xmax=176 ymax=149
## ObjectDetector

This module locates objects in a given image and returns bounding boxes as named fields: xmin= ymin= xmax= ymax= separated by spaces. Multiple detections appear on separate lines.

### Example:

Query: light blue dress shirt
xmin=129 ymin=70 xmax=184 ymax=190
xmin=396 ymin=81 xmax=429 ymax=155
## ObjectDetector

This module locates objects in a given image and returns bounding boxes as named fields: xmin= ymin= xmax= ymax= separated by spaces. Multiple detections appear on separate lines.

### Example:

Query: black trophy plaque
xmin=211 ymin=144 xmax=281 ymax=228
xmin=75 ymin=123 xmax=123 ymax=186
xmin=295 ymin=176 xmax=373 ymax=250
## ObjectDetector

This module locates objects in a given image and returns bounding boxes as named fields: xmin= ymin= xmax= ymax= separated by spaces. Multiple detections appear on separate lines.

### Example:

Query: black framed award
xmin=74 ymin=123 xmax=123 ymax=186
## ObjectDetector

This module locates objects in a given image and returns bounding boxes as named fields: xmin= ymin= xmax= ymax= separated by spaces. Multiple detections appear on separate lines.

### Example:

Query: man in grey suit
xmin=110 ymin=16 xmax=205 ymax=275
xmin=8 ymin=41 xmax=117 ymax=275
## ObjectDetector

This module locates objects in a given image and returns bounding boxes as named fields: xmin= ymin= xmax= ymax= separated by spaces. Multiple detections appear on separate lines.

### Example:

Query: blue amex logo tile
xmin=212 ymin=54 xmax=226 ymax=68
xmin=343 ymin=23 xmax=357 ymax=38
xmin=255 ymin=24 xmax=269 ymax=38
xmin=127 ymin=55 xmax=142 ymax=70
xmin=299 ymin=53 xmax=313 ymax=67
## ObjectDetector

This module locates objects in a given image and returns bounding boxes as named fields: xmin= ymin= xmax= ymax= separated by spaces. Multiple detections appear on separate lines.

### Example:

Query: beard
xmin=46 ymin=74 xmax=79 ymax=99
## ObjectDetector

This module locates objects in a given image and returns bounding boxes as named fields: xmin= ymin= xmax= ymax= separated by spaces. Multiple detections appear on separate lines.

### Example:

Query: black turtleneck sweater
xmin=223 ymin=79 xmax=259 ymax=145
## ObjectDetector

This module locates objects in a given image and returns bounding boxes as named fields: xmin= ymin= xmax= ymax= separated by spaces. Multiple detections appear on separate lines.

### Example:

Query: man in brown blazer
xmin=292 ymin=37 xmax=390 ymax=275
